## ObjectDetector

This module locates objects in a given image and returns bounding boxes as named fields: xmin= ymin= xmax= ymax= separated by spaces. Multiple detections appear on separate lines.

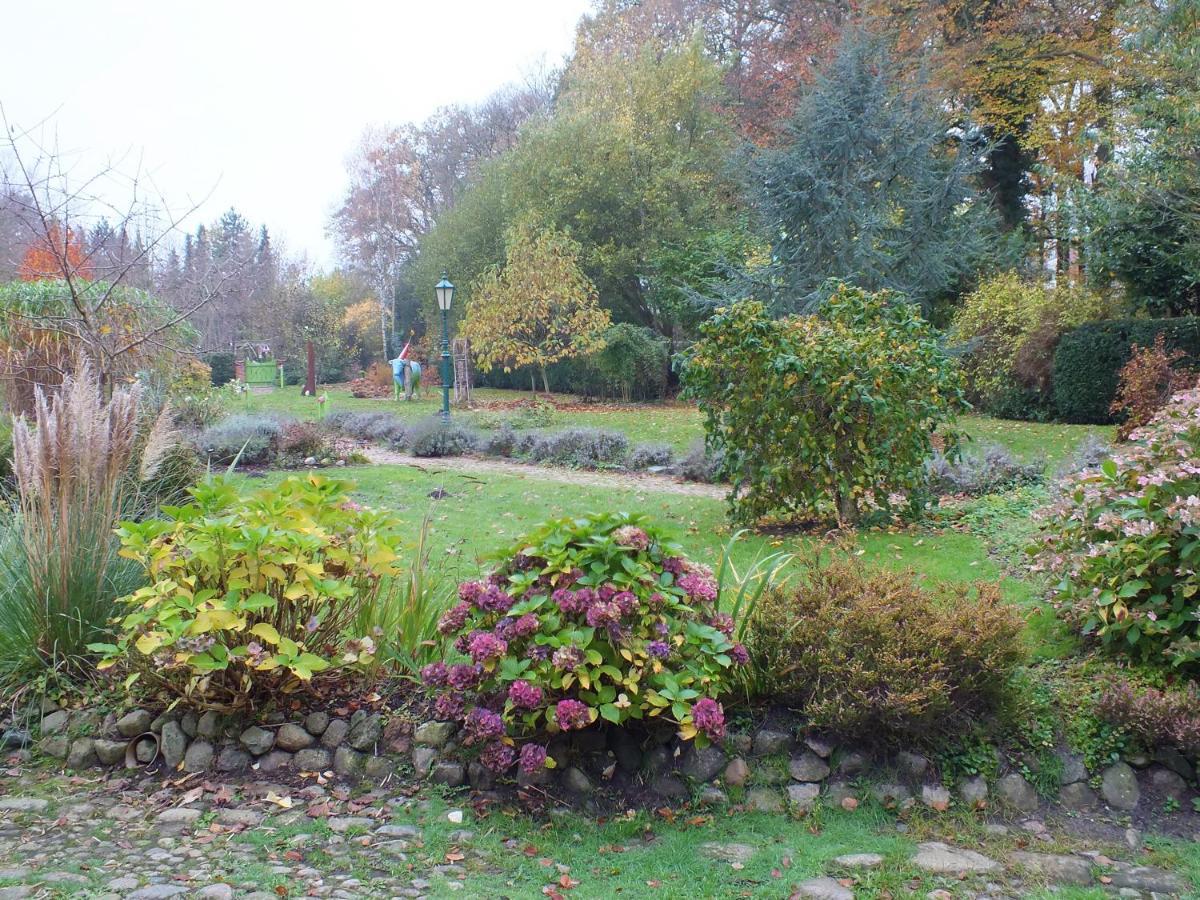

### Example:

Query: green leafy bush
xmin=206 ymin=352 xmax=236 ymax=386
xmin=1031 ymin=386 xmax=1200 ymax=668
xmin=747 ymin=549 xmax=1024 ymax=749
xmin=681 ymin=284 xmax=968 ymax=524
xmin=424 ymin=513 xmax=746 ymax=776
xmin=94 ymin=475 xmax=401 ymax=710
xmin=589 ymin=324 xmax=669 ymax=402
xmin=1053 ymin=317 xmax=1200 ymax=423
xmin=949 ymin=272 xmax=1117 ymax=419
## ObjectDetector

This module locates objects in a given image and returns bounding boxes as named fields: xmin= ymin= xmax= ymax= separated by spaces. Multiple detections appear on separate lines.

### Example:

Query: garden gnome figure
xmin=391 ymin=341 xmax=422 ymax=401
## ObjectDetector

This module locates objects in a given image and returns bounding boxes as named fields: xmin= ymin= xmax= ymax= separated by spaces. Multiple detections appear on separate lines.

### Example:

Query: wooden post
xmin=305 ymin=340 xmax=316 ymax=396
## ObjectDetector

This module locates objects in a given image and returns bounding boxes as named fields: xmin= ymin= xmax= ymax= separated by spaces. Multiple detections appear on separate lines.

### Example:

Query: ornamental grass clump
xmin=1031 ymin=385 xmax=1200 ymax=669
xmin=93 ymin=474 xmax=402 ymax=711
xmin=424 ymin=512 xmax=747 ymax=776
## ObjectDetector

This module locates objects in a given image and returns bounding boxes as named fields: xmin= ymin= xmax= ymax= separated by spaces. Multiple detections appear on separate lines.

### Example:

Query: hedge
xmin=1053 ymin=318 xmax=1200 ymax=423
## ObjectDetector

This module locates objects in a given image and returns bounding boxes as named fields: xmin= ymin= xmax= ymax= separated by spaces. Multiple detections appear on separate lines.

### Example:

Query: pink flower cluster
xmin=691 ymin=697 xmax=726 ymax=741
xmin=467 ymin=631 xmax=508 ymax=663
xmin=463 ymin=707 xmax=505 ymax=745
xmin=507 ymin=680 xmax=543 ymax=709
xmin=555 ymin=699 xmax=591 ymax=731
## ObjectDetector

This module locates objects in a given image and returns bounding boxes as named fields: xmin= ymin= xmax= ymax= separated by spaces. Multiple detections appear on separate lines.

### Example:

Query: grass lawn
xmin=235 ymin=384 xmax=1114 ymax=465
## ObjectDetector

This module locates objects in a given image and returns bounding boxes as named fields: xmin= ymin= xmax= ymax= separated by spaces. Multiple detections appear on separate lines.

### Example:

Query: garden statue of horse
xmin=391 ymin=356 xmax=422 ymax=401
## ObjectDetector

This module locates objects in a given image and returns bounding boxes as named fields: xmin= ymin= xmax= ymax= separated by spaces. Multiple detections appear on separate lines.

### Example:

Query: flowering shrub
xmin=1031 ymin=387 xmax=1200 ymax=668
xmin=424 ymin=512 xmax=745 ymax=775
xmin=1109 ymin=335 xmax=1191 ymax=441
xmin=92 ymin=475 xmax=401 ymax=710
xmin=1095 ymin=679 xmax=1200 ymax=757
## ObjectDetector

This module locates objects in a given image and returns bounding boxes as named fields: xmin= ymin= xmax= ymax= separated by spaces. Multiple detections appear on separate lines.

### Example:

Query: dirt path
xmin=361 ymin=446 xmax=726 ymax=499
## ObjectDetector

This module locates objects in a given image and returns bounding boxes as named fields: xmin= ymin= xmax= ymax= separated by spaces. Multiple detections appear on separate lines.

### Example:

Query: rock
xmin=562 ymin=766 xmax=593 ymax=794
xmin=609 ymin=729 xmax=642 ymax=772
xmin=789 ymin=751 xmax=831 ymax=782
xmin=1056 ymin=750 xmax=1088 ymax=785
xmin=0 ymin=797 xmax=49 ymax=813
xmin=1124 ymin=827 xmax=1143 ymax=850
xmin=347 ymin=713 xmax=383 ymax=751
xmin=644 ymin=745 xmax=671 ymax=775
xmin=723 ymin=757 xmax=750 ymax=787
xmin=912 ymin=842 xmax=998 ymax=874
xmin=834 ymin=853 xmax=883 ymax=868
xmin=804 ymin=735 xmax=835 ymax=758
xmin=1059 ymin=781 xmax=1099 ymax=810
xmin=156 ymin=807 xmax=202 ymax=826
xmin=293 ymin=748 xmax=332 ymax=771
xmin=216 ymin=746 xmax=250 ymax=771
xmin=467 ymin=760 xmax=495 ymax=790
xmin=921 ymin=784 xmax=951 ymax=811
xmin=1101 ymin=762 xmax=1140 ymax=810
xmin=239 ymin=726 xmax=274 ymax=756
xmin=275 ymin=723 xmax=314 ymax=752
xmin=650 ymin=774 xmax=688 ymax=799
xmin=196 ymin=710 xmax=220 ymax=739
xmin=0 ymin=728 xmax=31 ymax=749
xmin=305 ymin=711 xmax=330 ymax=735
xmin=700 ymin=842 xmax=756 ymax=865
xmin=996 ymin=773 xmax=1038 ymax=812
xmin=788 ymin=782 xmax=821 ymax=811
xmin=793 ymin=876 xmax=854 ymax=900
xmin=1150 ymin=765 xmax=1187 ymax=800
xmin=412 ymin=746 xmax=437 ymax=777
xmin=328 ymin=815 xmax=374 ymax=833
xmin=1125 ymin=750 xmax=1152 ymax=768
xmin=871 ymin=783 xmax=912 ymax=808
xmin=746 ymin=786 xmax=783 ymax=812
xmin=825 ymin=781 xmax=856 ymax=807
xmin=66 ymin=737 xmax=97 ymax=769
xmin=1010 ymin=851 xmax=1092 ymax=886
xmin=1155 ymin=746 xmax=1195 ymax=781
xmin=257 ymin=750 xmax=292 ymax=772
xmin=376 ymin=824 xmax=422 ymax=838
xmin=195 ymin=886 xmax=234 ymax=900
xmin=135 ymin=738 xmax=157 ymax=763
xmin=115 ymin=709 xmax=153 ymax=737
xmin=180 ymin=711 xmax=198 ymax=737
xmin=955 ymin=777 xmax=984 ymax=811
xmin=896 ymin=751 xmax=929 ymax=781
xmin=751 ymin=728 xmax=791 ymax=757
xmin=160 ymin=721 xmax=188 ymax=768
xmin=94 ymin=738 xmax=127 ymax=765
xmin=837 ymin=750 xmax=868 ymax=775
xmin=216 ymin=808 xmax=264 ymax=827
xmin=183 ymin=740 xmax=214 ymax=772
xmin=40 ymin=733 xmax=69 ymax=758
xmin=698 ymin=785 xmax=728 ymax=806
xmin=320 ymin=718 xmax=350 ymax=748
xmin=39 ymin=709 xmax=70 ymax=735
xmin=333 ymin=746 xmax=366 ymax=779
xmin=1108 ymin=866 xmax=1186 ymax=894
xmin=364 ymin=756 xmax=394 ymax=782
xmin=681 ymin=744 xmax=727 ymax=782
xmin=127 ymin=886 xmax=189 ymax=899
xmin=430 ymin=760 xmax=466 ymax=786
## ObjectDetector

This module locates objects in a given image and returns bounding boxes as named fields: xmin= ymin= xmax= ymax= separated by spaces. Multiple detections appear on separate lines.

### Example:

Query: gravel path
xmin=361 ymin=447 xmax=726 ymax=500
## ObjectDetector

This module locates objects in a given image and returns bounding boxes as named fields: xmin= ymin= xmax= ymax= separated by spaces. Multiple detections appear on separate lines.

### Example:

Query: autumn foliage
xmin=1110 ymin=335 xmax=1192 ymax=441
xmin=19 ymin=224 xmax=90 ymax=282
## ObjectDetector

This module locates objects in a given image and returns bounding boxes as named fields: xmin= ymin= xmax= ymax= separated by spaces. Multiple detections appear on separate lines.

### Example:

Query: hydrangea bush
xmin=424 ymin=512 xmax=746 ymax=776
xmin=1031 ymin=385 xmax=1200 ymax=668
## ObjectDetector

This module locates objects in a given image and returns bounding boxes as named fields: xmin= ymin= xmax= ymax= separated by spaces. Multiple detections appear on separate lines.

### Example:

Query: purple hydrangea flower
xmin=478 ymin=584 xmax=516 ymax=614
xmin=447 ymin=663 xmax=483 ymax=691
xmin=518 ymin=742 xmax=548 ymax=774
xmin=598 ymin=584 xmax=617 ymax=601
xmin=468 ymin=631 xmax=508 ymax=664
xmin=421 ymin=662 xmax=449 ymax=686
xmin=647 ymin=640 xmax=670 ymax=659
xmin=679 ymin=573 xmax=718 ymax=604
xmin=662 ymin=556 xmax=686 ymax=576
xmin=433 ymin=692 xmax=463 ymax=721
xmin=654 ymin=620 xmax=670 ymax=638
xmin=691 ymin=698 xmax=725 ymax=741
xmin=527 ymin=643 xmax=552 ymax=662
xmin=480 ymin=740 xmax=516 ymax=773
xmin=730 ymin=643 xmax=750 ymax=666
xmin=512 ymin=613 xmax=539 ymax=639
xmin=463 ymin=707 xmax=505 ymax=745
xmin=613 ymin=591 xmax=638 ymax=616
xmin=552 ymin=646 xmax=585 ymax=671
xmin=647 ymin=592 xmax=667 ymax=611
xmin=553 ymin=588 xmax=586 ymax=616
xmin=555 ymin=699 xmax=591 ymax=731
xmin=507 ymin=679 xmax=543 ymax=709
xmin=708 ymin=612 xmax=735 ymax=636
xmin=458 ymin=580 xmax=486 ymax=605
xmin=612 ymin=525 xmax=650 ymax=550
xmin=438 ymin=601 xmax=471 ymax=635
xmin=494 ymin=617 xmax=516 ymax=641
xmin=585 ymin=600 xmax=622 ymax=628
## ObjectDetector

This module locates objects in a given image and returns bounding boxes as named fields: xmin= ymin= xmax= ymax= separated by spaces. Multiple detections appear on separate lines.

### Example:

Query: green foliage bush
xmin=1052 ymin=317 xmax=1200 ymax=423
xmin=589 ymin=324 xmax=669 ymax=402
xmin=949 ymin=271 xmax=1118 ymax=419
xmin=425 ymin=513 xmax=746 ymax=775
xmin=681 ymin=284 xmax=967 ymax=524
xmin=206 ymin=352 xmax=236 ymax=387
xmin=747 ymin=549 xmax=1024 ymax=749
xmin=94 ymin=475 xmax=401 ymax=710
xmin=1031 ymin=386 xmax=1200 ymax=668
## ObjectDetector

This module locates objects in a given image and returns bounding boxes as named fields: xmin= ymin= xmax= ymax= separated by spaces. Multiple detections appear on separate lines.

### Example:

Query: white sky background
xmin=0 ymin=0 xmax=592 ymax=268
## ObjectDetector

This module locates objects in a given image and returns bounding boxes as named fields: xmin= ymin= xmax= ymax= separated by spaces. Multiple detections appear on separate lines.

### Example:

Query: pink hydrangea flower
xmin=480 ymin=740 xmax=516 ymax=773
xmin=555 ymin=699 xmax=591 ymax=731
xmin=691 ymin=697 xmax=725 ymax=741
xmin=507 ymin=680 xmax=543 ymax=709
xmin=518 ymin=742 xmax=548 ymax=774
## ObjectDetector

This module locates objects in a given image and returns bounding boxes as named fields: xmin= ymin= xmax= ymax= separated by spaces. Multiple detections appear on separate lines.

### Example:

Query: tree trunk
xmin=540 ymin=365 xmax=550 ymax=395
xmin=836 ymin=490 xmax=858 ymax=527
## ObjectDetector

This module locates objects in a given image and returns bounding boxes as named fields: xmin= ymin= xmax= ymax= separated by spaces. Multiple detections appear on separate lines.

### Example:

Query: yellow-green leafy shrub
xmin=93 ymin=474 xmax=401 ymax=711
xmin=747 ymin=549 xmax=1024 ymax=748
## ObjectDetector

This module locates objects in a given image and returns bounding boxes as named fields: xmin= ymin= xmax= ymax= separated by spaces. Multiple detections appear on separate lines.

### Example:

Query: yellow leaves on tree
xmin=461 ymin=223 xmax=610 ymax=393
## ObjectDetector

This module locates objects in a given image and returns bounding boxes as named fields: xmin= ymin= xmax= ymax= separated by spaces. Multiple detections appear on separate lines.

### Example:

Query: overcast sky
xmin=0 ymin=0 xmax=591 ymax=267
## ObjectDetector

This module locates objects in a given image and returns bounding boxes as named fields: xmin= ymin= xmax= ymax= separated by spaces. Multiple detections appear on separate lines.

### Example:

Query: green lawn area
xmin=238 ymin=383 xmax=1113 ymax=464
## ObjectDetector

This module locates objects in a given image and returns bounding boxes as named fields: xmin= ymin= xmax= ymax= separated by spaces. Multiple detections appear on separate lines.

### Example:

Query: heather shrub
xmin=279 ymin=421 xmax=334 ymax=461
xmin=324 ymin=410 xmax=407 ymax=446
xmin=424 ymin=513 xmax=747 ymax=777
xmin=925 ymin=443 xmax=1043 ymax=496
xmin=1031 ymin=387 xmax=1200 ymax=668
xmin=195 ymin=414 xmax=287 ymax=465
xmin=514 ymin=428 xmax=628 ymax=468
xmin=681 ymin=285 xmax=967 ymax=524
xmin=407 ymin=418 xmax=478 ymax=457
xmin=93 ymin=475 xmax=400 ymax=710
xmin=627 ymin=443 xmax=674 ymax=470
xmin=1110 ymin=335 xmax=1192 ymax=440
xmin=480 ymin=423 xmax=518 ymax=458
xmin=676 ymin=440 xmax=724 ymax=484
xmin=1094 ymin=679 xmax=1200 ymax=758
xmin=747 ymin=549 xmax=1024 ymax=748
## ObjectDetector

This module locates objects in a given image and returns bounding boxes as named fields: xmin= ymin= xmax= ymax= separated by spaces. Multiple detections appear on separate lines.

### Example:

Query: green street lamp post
xmin=435 ymin=272 xmax=455 ymax=421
